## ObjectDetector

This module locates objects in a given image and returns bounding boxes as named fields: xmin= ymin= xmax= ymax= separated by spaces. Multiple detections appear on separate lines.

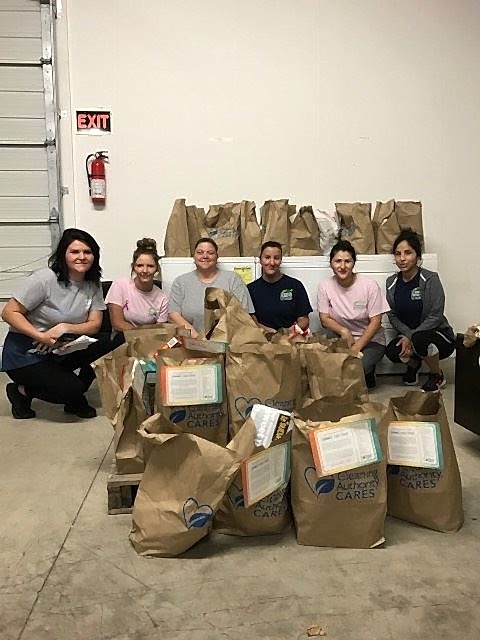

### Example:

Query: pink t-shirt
xmin=317 ymin=274 xmax=390 ymax=345
xmin=105 ymin=278 xmax=169 ymax=326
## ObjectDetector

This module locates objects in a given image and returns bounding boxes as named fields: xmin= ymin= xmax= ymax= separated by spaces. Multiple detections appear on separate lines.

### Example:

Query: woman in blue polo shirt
xmin=248 ymin=241 xmax=313 ymax=332
xmin=385 ymin=228 xmax=455 ymax=392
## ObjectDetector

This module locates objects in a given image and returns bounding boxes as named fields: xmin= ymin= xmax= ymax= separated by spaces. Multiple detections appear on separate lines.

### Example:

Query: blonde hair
xmin=131 ymin=237 xmax=160 ymax=272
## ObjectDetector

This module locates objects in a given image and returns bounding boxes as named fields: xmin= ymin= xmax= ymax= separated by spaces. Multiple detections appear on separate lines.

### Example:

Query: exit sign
xmin=76 ymin=110 xmax=111 ymax=133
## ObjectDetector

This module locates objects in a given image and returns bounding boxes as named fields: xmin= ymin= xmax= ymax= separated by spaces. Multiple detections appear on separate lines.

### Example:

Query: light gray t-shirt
xmin=12 ymin=267 xmax=106 ymax=332
xmin=169 ymin=269 xmax=254 ymax=332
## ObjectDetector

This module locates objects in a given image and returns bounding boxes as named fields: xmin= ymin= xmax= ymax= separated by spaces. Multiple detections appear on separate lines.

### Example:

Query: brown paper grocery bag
xmin=92 ymin=343 xmax=130 ymax=421
xmin=300 ymin=332 xmax=350 ymax=350
xmin=239 ymin=200 xmax=262 ymax=257
xmin=93 ymin=346 xmax=148 ymax=473
xmin=264 ymin=328 xmax=297 ymax=346
xmin=214 ymin=434 xmax=292 ymax=536
xmin=186 ymin=204 xmax=208 ymax=254
xmin=226 ymin=342 xmax=301 ymax=436
xmin=298 ymin=341 xmax=368 ymax=404
xmin=289 ymin=205 xmax=321 ymax=256
xmin=93 ymin=327 xmax=178 ymax=473
xmin=394 ymin=201 xmax=424 ymax=250
xmin=156 ymin=346 xmax=229 ymax=446
xmin=95 ymin=352 xmax=155 ymax=474
xmin=373 ymin=199 xmax=400 ymax=254
xmin=292 ymin=400 xmax=388 ymax=548
xmin=204 ymin=202 xmax=241 ymax=256
xmin=260 ymin=199 xmax=290 ymax=255
xmin=288 ymin=334 xmax=331 ymax=398
xmin=204 ymin=287 xmax=267 ymax=347
xmin=111 ymin=358 xmax=151 ymax=474
xmin=128 ymin=326 xmax=193 ymax=365
xmin=267 ymin=332 xmax=347 ymax=401
xmin=271 ymin=333 xmax=350 ymax=404
xmin=385 ymin=391 xmax=463 ymax=532
xmin=95 ymin=356 xmax=153 ymax=474
xmin=336 ymin=202 xmax=375 ymax=254
xmin=130 ymin=416 xmax=256 ymax=557
xmin=124 ymin=323 xmax=178 ymax=350
xmin=126 ymin=327 xmax=180 ymax=418
xmin=164 ymin=198 xmax=191 ymax=257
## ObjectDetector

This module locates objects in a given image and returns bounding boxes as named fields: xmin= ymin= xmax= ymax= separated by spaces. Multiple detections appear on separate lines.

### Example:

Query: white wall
xmin=56 ymin=0 xmax=480 ymax=331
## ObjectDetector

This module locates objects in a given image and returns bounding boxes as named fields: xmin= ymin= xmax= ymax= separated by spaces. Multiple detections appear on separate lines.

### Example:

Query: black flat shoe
xmin=6 ymin=383 xmax=36 ymax=419
xmin=64 ymin=403 xmax=97 ymax=419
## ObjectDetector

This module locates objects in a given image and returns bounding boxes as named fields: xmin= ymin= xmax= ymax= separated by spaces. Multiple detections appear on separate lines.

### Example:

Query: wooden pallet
xmin=107 ymin=464 xmax=143 ymax=515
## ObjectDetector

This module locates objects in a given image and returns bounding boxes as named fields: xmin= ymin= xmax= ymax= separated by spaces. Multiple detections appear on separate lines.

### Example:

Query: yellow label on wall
xmin=234 ymin=266 xmax=253 ymax=285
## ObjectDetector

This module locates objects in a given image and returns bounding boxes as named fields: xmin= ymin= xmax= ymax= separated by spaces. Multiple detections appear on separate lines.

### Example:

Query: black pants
xmin=6 ymin=332 xmax=123 ymax=408
xmin=386 ymin=329 xmax=455 ymax=363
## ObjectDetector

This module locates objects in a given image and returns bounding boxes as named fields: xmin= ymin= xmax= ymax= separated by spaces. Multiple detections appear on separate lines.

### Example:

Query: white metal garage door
xmin=0 ymin=0 xmax=60 ymax=350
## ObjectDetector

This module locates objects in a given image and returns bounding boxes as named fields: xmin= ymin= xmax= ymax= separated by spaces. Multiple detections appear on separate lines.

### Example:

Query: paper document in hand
xmin=309 ymin=418 xmax=382 ymax=477
xmin=387 ymin=421 xmax=443 ymax=470
xmin=250 ymin=404 xmax=293 ymax=448
xmin=52 ymin=335 xmax=97 ymax=355
xmin=241 ymin=442 xmax=291 ymax=507
xmin=160 ymin=363 xmax=222 ymax=406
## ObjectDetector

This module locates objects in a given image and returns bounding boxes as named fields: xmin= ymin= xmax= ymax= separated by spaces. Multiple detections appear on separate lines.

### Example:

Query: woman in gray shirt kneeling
xmin=1 ymin=228 xmax=116 ymax=420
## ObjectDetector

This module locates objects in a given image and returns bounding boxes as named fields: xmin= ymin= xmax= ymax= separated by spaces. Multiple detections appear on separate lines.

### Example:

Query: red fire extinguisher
xmin=86 ymin=151 xmax=108 ymax=205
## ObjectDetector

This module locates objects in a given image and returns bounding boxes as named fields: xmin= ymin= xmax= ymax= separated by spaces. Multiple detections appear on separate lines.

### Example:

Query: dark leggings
xmin=386 ymin=329 xmax=455 ymax=363
xmin=6 ymin=332 xmax=123 ymax=408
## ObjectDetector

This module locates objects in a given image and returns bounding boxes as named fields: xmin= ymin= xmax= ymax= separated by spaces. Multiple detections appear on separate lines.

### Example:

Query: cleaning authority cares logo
xmin=304 ymin=466 xmax=380 ymax=500
xmin=227 ymin=483 xmax=288 ymax=518
xmin=169 ymin=404 xmax=224 ymax=428
xmin=388 ymin=465 xmax=441 ymax=489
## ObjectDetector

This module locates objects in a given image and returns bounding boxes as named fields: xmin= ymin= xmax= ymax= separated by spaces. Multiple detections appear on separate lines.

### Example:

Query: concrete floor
xmin=1 ymin=363 xmax=479 ymax=640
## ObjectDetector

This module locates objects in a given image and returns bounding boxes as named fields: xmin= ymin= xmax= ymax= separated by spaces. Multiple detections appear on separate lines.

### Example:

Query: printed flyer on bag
xmin=387 ymin=421 xmax=444 ymax=470
xmin=241 ymin=442 xmax=291 ymax=508
xmin=309 ymin=418 xmax=382 ymax=477
xmin=160 ymin=362 xmax=222 ymax=406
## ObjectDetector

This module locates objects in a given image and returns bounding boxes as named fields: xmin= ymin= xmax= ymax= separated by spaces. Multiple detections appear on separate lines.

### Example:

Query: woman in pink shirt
xmin=106 ymin=238 xmax=168 ymax=332
xmin=317 ymin=240 xmax=390 ymax=389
